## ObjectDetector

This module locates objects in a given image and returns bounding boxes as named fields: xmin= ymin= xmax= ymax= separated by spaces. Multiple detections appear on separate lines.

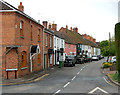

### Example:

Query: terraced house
xmin=0 ymin=1 xmax=54 ymax=79
xmin=59 ymin=26 xmax=100 ymax=57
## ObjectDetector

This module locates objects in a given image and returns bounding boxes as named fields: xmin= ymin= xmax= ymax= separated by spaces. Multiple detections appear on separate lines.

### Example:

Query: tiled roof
xmin=66 ymin=29 xmax=89 ymax=45
xmin=84 ymin=38 xmax=98 ymax=47
xmin=0 ymin=1 xmax=13 ymax=10
xmin=55 ymin=31 xmax=76 ymax=45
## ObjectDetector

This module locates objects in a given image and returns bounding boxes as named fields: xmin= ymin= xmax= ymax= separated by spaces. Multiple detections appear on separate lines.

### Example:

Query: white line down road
xmin=63 ymin=82 xmax=70 ymax=88
xmin=88 ymin=87 xmax=108 ymax=94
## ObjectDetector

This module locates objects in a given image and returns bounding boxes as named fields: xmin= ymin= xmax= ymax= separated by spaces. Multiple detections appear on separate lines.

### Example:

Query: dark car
xmin=83 ymin=55 xmax=88 ymax=63
xmin=64 ymin=56 xmax=75 ymax=67
xmin=74 ymin=55 xmax=84 ymax=64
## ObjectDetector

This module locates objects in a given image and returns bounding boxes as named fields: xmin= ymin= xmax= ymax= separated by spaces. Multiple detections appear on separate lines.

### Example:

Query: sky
xmin=4 ymin=0 xmax=119 ymax=42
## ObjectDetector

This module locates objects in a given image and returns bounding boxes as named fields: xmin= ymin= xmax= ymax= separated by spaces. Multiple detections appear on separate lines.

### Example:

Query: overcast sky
xmin=4 ymin=0 xmax=119 ymax=42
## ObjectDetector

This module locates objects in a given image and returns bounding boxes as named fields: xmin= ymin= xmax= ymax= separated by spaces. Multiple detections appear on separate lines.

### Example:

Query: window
xmin=74 ymin=45 xmax=75 ymax=49
xmin=31 ymin=25 xmax=33 ymax=41
xmin=61 ymin=40 xmax=63 ymax=48
xmin=69 ymin=45 xmax=71 ymax=48
xmin=57 ymin=39 xmax=59 ymax=49
xmin=50 ymin=35 xmax=52 ymax=47
xmin=38 ymin=29 xmax=40 ymax=42
xmin=46 ymin=34 xmax=47 ymax=46
xmin=50 ymin=54 xmax=52 ymax=64
xmin=21 ymin=51 xmax=26 ymax=68
xmin=65 ymin=44 xmax=66 ymax=48
xmin=20 ymin=21 xmax=24 ymax=37
xmin=54 ymin=38 xmax=56 ymax=48
xmin=38 ymin=54 xmax=41 ymax=64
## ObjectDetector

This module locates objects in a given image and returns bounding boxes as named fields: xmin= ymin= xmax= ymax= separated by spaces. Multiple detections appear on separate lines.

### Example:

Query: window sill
xmin=21 ymin=67 xmax=27 ymax=70
xmin=20 ymin=36 xmax=24 ymax=39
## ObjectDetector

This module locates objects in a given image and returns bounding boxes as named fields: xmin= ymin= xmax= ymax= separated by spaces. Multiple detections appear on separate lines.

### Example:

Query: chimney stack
xmin=70 ymin=27 xmax=72 ymax=31
xmin=18 ymin=2 xmax=24 ymax=12
xmin=66 ymin=25 xmax=68 ymax=29
xmin=42 ymin=21 xmax=48 ymax=28
xmin=49 ymin=23 xmax=52 ymax=30
xmin=73 ymin=27 xmax=78 ymax=33
xmin=52 ymin=23 xmax=57 ymax=31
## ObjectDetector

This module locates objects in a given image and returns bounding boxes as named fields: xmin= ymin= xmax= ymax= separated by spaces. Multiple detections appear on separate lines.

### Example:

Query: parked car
xmin=92 ymin=55 xmax=99 ymax=61
xmin=64 ymin=56 xmax=75 ymax=67
xmin=83 ymin=55 xmax=89 ymax=63
xmin=74 ymin=55 xmax=84 ymax=64
xmin=110 ymin=56 xmax=116 ymax=63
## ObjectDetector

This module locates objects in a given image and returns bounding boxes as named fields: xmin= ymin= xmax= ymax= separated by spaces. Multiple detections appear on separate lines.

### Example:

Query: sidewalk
xmin=1 ymin=65 xmax=60 ymax=86
xmin=103 ymin=68 xmax=120 ymax=86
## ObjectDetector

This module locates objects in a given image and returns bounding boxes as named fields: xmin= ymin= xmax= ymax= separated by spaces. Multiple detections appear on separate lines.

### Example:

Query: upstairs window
xmin=50 ymin=35 xmax=52 ymax=48
xmin=31 ymin=25 xmax=33 ymax=41
xmin=69 ymin=45 xmax=71 ymax=48
xmin=46 ymin=34 xmax=47 ymax=46
xmin=38 ymin=29 xmax=40 ymax=42
xmin=20 ymin=21 xmax=24 ymax=37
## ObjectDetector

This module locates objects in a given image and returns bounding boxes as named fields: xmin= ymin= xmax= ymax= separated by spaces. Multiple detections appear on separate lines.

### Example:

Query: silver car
xmin=92 ymin=55 xmax=99 ymax=61
xmin=110 ymin=56 xmax=116 ymax=63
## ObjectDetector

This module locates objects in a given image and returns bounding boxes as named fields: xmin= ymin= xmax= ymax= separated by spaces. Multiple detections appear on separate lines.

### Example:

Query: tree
xmin=115 ymin=23 xmax=120 ymax=82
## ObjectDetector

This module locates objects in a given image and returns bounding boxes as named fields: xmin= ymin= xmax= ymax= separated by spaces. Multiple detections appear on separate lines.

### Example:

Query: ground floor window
xmin=38 ymin=54 xmax=41 ymax=64
xmin=21 ymin=51 xmax=27 ymax=68
xmin=50 ymin=54 xmax=52 ymax=65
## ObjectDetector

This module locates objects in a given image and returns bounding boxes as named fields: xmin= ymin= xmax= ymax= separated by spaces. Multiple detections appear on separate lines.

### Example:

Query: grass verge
xmin=109 ymin=72 xmax=119 ymax=82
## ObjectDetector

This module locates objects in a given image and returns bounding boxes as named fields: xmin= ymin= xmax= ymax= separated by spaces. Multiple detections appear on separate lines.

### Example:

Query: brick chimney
xmin=52 ymin=23 xmax=57 ymax=31
xmin=48 ymin=23 xmax=52 ymax=30
xmin=93 ymin=38 xmax=96 ymax=43
xmin=73 ymin=27 xmax=78 ymax=33
xmin=70 ymin=27 xmax=72 ymax=31
xmin=42 ymin=21 xmax=48 ymax=28
xmin=18 ymin=2 xmax=24 ymax=12
xmin=66 ymin=25 xmax=68 ymax=29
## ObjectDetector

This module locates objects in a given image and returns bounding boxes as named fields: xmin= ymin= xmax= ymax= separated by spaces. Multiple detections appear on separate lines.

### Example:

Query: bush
xmin=102 ymin=62 xmax=114 ymax=68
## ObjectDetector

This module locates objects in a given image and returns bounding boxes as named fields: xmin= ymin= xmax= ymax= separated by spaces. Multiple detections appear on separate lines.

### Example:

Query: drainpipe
xmin=43 ymin=27 xmax=45 ymax=69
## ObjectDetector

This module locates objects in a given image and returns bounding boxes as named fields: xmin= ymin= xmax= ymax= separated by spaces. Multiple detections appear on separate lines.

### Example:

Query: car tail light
xmin=110 ymin=58 xmax=112 ymax=61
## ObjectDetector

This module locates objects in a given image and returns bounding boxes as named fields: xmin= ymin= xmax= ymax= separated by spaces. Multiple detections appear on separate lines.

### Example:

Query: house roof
xmin=64 ymin=28 xmax=89 ymax=45
xmin=0 ymin=0 xmax=44 ymax=28
xmin=56 ymin=31 xmax=76 ymax=45
xmin=54 ymin=31 xmax=64 ymax=39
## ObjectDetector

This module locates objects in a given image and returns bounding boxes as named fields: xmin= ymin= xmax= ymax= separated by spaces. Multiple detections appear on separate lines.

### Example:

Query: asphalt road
xmin=2 ymin=58 xmax=119 ymax=94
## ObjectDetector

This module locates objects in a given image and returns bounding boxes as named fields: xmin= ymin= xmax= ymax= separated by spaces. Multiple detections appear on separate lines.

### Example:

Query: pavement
xmin=103 ymin=67 xmax=120 ymax=86
xmin=2 ymin=58 xmax=119 ymax=94
xmin=1 ymin=65 xmax=60 ymax=86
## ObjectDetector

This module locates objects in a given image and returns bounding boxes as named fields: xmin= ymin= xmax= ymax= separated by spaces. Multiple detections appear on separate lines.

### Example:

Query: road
xmin=2 ymin=58 xmax=119 ymax=94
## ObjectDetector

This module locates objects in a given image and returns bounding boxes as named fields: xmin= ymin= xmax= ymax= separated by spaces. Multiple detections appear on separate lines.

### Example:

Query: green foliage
xmin=100 ymin=40 xmax=116 ymax=56
xmin=102 ymin=62 xmax=114 ymax=68
xmin=109 ymin=72 xmax=119 ymax=82
xmin=115 ymin=23 xmax=120 ymax=75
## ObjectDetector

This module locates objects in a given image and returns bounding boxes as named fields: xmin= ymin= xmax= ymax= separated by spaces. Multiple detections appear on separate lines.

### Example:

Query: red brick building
xmin=0 ymin=1 xmax=54 ymax=79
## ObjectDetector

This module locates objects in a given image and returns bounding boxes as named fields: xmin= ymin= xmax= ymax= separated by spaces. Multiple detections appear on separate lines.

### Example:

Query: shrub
xmin=102 ymin=62 xmax=114 ymax=68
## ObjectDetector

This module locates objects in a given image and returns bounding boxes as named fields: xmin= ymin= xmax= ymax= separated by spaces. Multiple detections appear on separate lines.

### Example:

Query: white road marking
xmin=55 ymin=89 xmax=61 ymax=94
xmin=77 ymin=72 xmax=80 ymax=75
xmin=88 ymin=87 xmax=108 ymax=94
xmin=72 ymin=76 xmax=76 ymax=80
xmin=83 ymin=66 xmax=85 ymax=68
xmin=63 ymin=82 xmax=70 ymax=88
xmin=80 ymin=69 xmax=83 ymax=71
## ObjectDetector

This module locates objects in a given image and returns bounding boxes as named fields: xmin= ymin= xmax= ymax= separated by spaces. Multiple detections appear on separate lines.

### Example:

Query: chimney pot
xmin=18 ymin=2 xmax=24 ymax=12
xmin=42 ymin=21 xmax=48 ymax=28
